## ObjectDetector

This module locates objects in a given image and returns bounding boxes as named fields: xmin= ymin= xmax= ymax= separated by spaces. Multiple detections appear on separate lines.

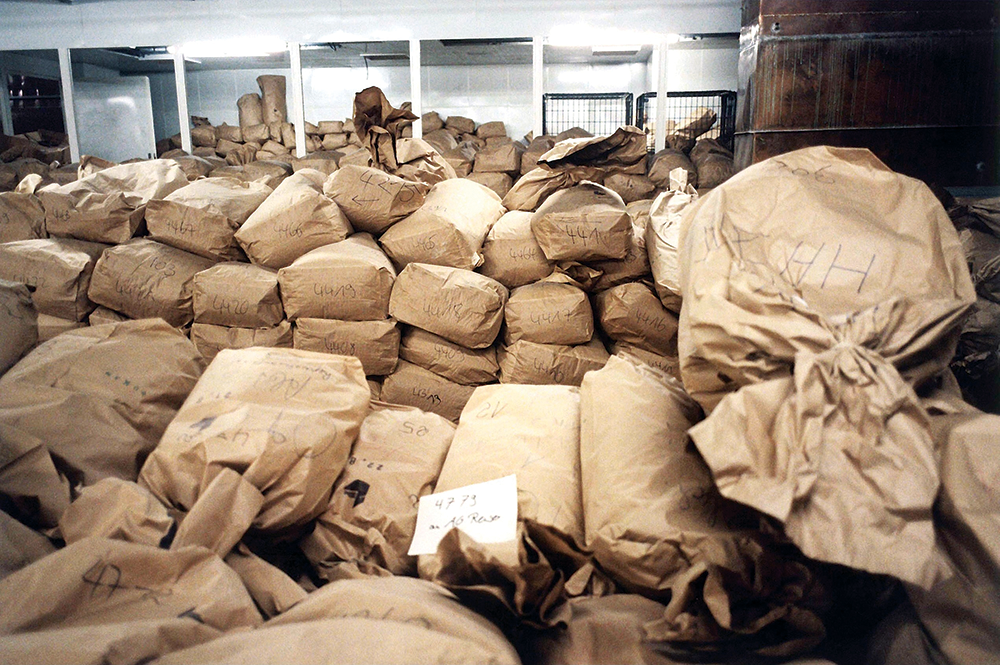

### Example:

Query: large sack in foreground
xmin=0 ymin=237 xmax=106 ymax=321
xmin=0 ymin=190 xmax=45 ymax=242
xmin=418 ymin=384 xmax=589 ymax=627
xmin=152 ymin=617 xmax=511 ymax=665
xmin=39 ymin=159 xmax=188 ymax=244
xmin=0 ymin=538 xmax=259 ymax=664
xmin=389 ymin=263 xmax=507 ymax=349
xmin=646 ymin=176 xmax=699 ymax=311
xmin=379 ymin=178 xmax=504 ymax=271
xmin=498 ymin=337 xmax=609 ymax=386
xmin=0 ymin=279 xmax=37 ymax=376
xmin=266 ymin=577 xmax=521 ymax=664
xmin=236 ymin=169 xmax=353 ymax=269
xmin=293 ymin=317 xmax=400 ymax=376
xmin=530 ymin=182 xmax=631 ymax=261
xmin=324 ymin=165 xmax=429 ymax=235
xmin=189 ymin=321 xmax=293 ymax=363
xmin=145 ymin=177 xmax=271 ymax=261
xmin=0 ymin=319 xmax=202 ymax=488
xmin=140 ymin=348 xmax=370 ymax=537
xmin=479 ymin=210 xmax=554 ymax=288
xmin=380 ymin=360 xmax=477 ymax=422
xmin=398 ymin=326 xmax=500 ymax=385
xmin=595 ymin=281 xmax=679 ymax=356
xmin=192 ymin=262 xmax=283 ymax=328
xmin=87 ymin=238 xmax=215 ymax=328
xmin=277 ymin=233 xmax=395 ymax=321
xmin=679 ymin=146 xmax=975 ymax=587
xmin=301 ymin=403 xmax=456 ymax=578
xmin=504 ymin=277 xmax=594 ymax=345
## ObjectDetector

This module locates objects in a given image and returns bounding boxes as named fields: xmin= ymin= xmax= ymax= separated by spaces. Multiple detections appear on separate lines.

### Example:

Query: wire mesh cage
xmin=636 ymin=91 xmax=737 ymax=152
xmin=542 ymin=93 xmax=634 ymax=137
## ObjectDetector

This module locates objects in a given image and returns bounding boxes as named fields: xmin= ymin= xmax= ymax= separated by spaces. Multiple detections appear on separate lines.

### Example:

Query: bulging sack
xmin=0 ymin=319 xmax=202 ymax=487
xmin=293 ymin=317 xmax=400 ymax=376
xmin=595 ymin=281 xmax=679 ymax=356
xmin=324 ymin=165 xmax=429 ymax=235
xmin=236 ymin=169 xmax=353 ymax=269
xmin=140 ymin=347 xmax=370 ymax=535
xmin=398 ymin=326 xmax=500 ymax=386
xmin=379 ymin=360 xmax=477 ymax=423
xmin=479 ymin=210 xmax=554 ymax=289
xmin=189 ymin=321 xmax=293 ymax=362
xmin=389 ymin=262 xmax=508 ymax=349
xmin=146 ymin=177 xmax=272 ymax=262
xmin=504 ymin=277 xmax=594 ymax=346
xmin=0 ymin=237 xmax=107 ymax=321
xmin=192 ymin=262 xmax=284 ymax=328
xmin=301 ymin=403 xmax=456 ymax=578
xmin=277 ymin=233 xmax=396 ymax=321
xmin=531 ymin=181 xmax=631 ymax=261
xmin=87 ymin=238 xmax=215 ymax=328
xmin=498 ymin=338 xmax=609 ymax=386
xmin=646 ymin=177 xmax=699 ymax=312
xmin=379 ymin=178 xmax=504 ymax=271
xmin=679 ymin=146 xmax=975 ymax=587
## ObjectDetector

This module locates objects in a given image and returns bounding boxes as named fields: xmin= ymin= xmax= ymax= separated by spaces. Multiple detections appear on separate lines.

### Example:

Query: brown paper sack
xmin=88 ymin=305 xmax=129 ymax=327
xmin=901 ymin=404 xmax=1000 ymax=664
xmin=316 ymin=120 xmax=344 ymax=135
xmin=531 ymin=181 xmax=631 ymax=261
xmin=473 ymin=142 xmax=523 ymax=174
xmin=0 ymin=422 xmax=72 ymax=530
xmin=693 ymin=152 xmax=735 ymax=190
xmin=502 ymin=165 xmax=604 ymax=212
xmin=352 ymin=86 xmax=416 ymax=173
xmin=479 ymin=210 xmax=554 ymax=289
xmin=277 ymin=233 xmax=395 ymax=321
xmin=504 ymin=278 xmax=594 ymax=346
xmin=379 ymin=360 xmax=477 ymax=422
xmin=40 ymin=159 xmax=188 ymax=244
xmin=257 ymin=75 xmax=287 ymax=125
xmin=192 ymin=262 xmax=283 ymax=328
xmin=589 ymin=205 xmax=652 ymax=291
xmin=466 ymin=171 xmax=513 ymax=198
xmin=646 ymin=176 xmax=699 ymax=311
xmin=58 ymin=477 xmax=174 ymax=546
xmin=301 ymin=403 xmax=456 ymax=578
xmin=424 ymin=128 xmax=459 ymax=155
xmin=498 ymin=337 xmax=609 ymax=386
xmin=266 ymin=577 xmax=521 ymax=664
xmin=0 ymin=537 xmax=260 ymax=663
xmin=418 ymin=384 xmax=589 ymax=627
xmin=169 ymin=154 xmax=215 ymax=181
xmin=389 ymin=262 xmax=508 ymax=349
xmin=679 ymin=146 xmax=975 ymax=587
xmin=603 ymin=171 xmax=657 ymax=204
xmin=88 ymin=238 xmax=215 ymax=327
xmin=595 ymin=281 xmax=679 ymax=356
xmin=610 ymin=341 xmax=681 ymax=380
xmin=445 ymin=115 xmax=476 ymax=135
xmin=392 ymin=137 xmax=458 ymax=187
xmin=379 ymin=178 xmax=504 ymax=271
xmin=152 ymin=616 xmax=512 ymax=665
xmin=476 ymin=121 xmax=506 ymax=139
xmin=0 ymin=191 xmax=45 ymax=242
xmin=190 ymin=125 xmax=217 ymax=148
xmin=323 ymin=164 xmax=429 ymax=236
xmin=189 ymin=321 xmax=293 ymax=363
xmin=236 ymin=169 xmax=352 ymax=269
xmin=398 ymin=326 xmax=499 ymax=386
xmin=292 ymin=152 xmax=339 ymax=176
xmin=35 ymin=313 xmax=85 ymax=342
xmin=216 ymin=123 xmax=242 ymax=144
xmin=242 ymin=160 xmax=292 ymax=188
xmin=0 ymin=509 xmax=56 ymax=580
xmin=213 ymin=138 xmax=242 ymax=157
xmin=0 ymin=237 xmax=107 ymax=321
xmin=648 ymin=148 xmax=698 ymax=190
xmin=237 ymin=93 xmax=264 ymax=131
xmin=139 ymin=347 xmax=370 ymax=535
xmin=0 ymin=279 xmax=37 ymax=375
xmin=0 ymin=319 xmax=202 ymax=487
xmin=146 ymin=177 xmax=271 ymax=261
xmin=293 ymin=317 xmax=400 ymax=376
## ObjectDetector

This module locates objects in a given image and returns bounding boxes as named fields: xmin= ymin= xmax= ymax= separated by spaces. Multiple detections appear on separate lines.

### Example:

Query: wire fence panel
xmin=542 ymin=93 xmax=634 ymax=137
xmin=636 ymin=91 xmax=737 ymax=152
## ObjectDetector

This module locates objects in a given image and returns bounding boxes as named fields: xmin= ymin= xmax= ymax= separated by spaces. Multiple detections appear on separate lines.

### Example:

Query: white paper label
xmin=407 ymin=474 xmax=518 ymax=556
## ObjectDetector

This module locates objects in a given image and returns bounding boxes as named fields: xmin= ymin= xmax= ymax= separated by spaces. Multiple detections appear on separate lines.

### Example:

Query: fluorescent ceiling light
xmin=591 ymin=45 xmax=642 ymax=56
xmin=168 ymin=39 xmax=287 ymax=58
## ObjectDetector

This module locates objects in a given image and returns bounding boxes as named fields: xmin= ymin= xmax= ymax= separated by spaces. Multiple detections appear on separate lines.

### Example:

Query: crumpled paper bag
xmin=58 ymin=477 xmax=174 ymax=547
xmin=678 ymin=146 xmax=975 ymax=587
xmin=0 ymin=279 xmax=37 ymax=375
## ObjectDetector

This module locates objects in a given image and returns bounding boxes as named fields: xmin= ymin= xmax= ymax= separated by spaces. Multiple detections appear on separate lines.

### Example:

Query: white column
xmin=532 ymin=36 xmax=544 ymax=139
xmin=654 ymin=39 xmax=670 ymax=153
xmin=409 ymin=39 xmax=422 ymax=139
xmin=0 ymin=60 xmax=13 ymax=137
xmin=289 ymin=41 xmax=307 ymax=158
xmin=172 ymin=49 xmax=192 ymax=154
xmin=57 ymin=48 xmax=80 ymax=163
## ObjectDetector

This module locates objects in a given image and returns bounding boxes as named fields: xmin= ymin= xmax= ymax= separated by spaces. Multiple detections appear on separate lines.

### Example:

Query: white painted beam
xmin=172 ymin=49 xmax=192 ymax=154
xmin=57 ymin=48 xmax=80 ymax=163
xmin=289 ymin=41 xmax=307 ymax=158
xmin=532 ymin=36 xmax=544 ymax=139
xmin=409 ymin=39 xmax=422 ymax=139
xmin=654 ymin=39 xmax=669 ymax=153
